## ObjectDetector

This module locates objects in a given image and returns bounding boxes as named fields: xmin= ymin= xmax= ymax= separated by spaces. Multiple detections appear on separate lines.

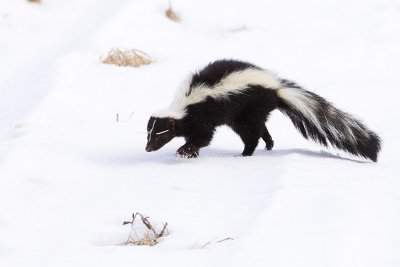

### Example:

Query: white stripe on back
xmin=154 ymin=68 xmax=281 ymax=119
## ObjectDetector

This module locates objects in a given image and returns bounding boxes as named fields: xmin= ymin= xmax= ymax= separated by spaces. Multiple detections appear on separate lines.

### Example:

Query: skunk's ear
xmin=168 ymin=118 xmax=176 ymax=129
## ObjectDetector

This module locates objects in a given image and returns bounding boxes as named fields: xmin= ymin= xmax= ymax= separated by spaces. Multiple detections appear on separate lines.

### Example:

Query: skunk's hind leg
xmin=231 ymin=121 xmax=264 ymax=157
xmin=262 ymin=125 xmax=274 ymax=150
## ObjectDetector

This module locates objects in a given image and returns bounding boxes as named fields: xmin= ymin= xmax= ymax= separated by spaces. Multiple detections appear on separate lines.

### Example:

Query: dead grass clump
xmin=101 ymin=48 xmax=152 ymax=68
xmin=119 ymin=212 xmax=169 ymax=247
xmin=27 ymin=0 xmax=41 ymax=3
xmin=166 ymin=1 xmax=180 ymax=22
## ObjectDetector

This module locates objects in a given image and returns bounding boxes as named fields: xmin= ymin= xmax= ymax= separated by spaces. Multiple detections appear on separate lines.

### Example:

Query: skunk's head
xmin=145 ymin=117 xmax=176 ymax=152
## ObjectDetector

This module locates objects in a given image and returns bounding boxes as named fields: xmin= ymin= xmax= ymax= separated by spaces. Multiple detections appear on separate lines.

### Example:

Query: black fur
xmin=146 ymin=59 xmax=381 ymax=161
xmin=189 ymin=59 xmax=261 ymax=90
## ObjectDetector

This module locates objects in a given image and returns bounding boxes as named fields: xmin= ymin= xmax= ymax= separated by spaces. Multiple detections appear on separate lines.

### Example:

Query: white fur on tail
xmin=276 ymin=87 xmax=368 ymax=144
xmin=277 ymin=88 xmax=326 ymax=136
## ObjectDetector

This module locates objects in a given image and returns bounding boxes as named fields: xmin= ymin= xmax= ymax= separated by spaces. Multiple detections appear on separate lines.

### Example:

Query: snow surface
xmin=1 ymin=0 xmax=400 ymax=266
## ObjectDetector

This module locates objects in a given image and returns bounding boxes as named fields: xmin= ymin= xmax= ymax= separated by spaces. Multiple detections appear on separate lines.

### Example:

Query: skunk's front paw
xmin=176 ymin=144 xmax=199 ymax=158
xmin=266 ymin=140 xmax=274 ymax=150
xmin=175 ymin=152 xmax=199 ymax=159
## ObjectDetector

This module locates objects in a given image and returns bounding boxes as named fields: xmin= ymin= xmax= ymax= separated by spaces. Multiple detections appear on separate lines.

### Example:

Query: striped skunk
xmin=145 ymin=59 xmax=381 ymax=161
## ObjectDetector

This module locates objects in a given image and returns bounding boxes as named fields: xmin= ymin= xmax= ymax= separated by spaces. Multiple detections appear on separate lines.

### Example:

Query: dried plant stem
xmin=199 ymin=237 xmax=234 ymax=249
xmin=159 ymin=222 xmax=169 ymax=237
xmin=166 ymin=0 xmax=180 ymax=22
xmin=139 ymin=213 xmax=159 ymax=237
xmin=119 ymin=212 xmax=169 ymax=247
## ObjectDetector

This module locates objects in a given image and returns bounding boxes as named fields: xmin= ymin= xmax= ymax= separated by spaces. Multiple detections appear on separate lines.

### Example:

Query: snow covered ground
xmin=1 ymin=0 xmax=399 ymax=266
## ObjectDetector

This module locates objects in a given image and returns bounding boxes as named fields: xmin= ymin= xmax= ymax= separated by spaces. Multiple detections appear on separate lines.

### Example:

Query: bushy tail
xmin=276 ymin=84 xmax=381 ymax=162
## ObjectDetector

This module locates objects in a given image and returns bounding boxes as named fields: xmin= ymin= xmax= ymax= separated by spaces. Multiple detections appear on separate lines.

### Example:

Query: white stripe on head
xmin=147 ymin=119 xmax=157 ymax=142
xmin=156 ymin=129 xmax=170 ymax=135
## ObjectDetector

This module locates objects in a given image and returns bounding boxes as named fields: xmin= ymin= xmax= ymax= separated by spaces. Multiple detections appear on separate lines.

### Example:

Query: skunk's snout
xmin=145 ymin=144 xmax=153 ymax=152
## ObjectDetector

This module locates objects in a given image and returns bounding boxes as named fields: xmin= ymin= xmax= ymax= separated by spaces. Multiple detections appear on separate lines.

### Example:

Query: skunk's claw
xmin=176 ymin=144 xmax=199 ymax=158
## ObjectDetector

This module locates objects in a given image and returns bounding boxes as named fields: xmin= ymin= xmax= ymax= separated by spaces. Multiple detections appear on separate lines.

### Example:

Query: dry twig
xmin=198 ymin=237 xmax=234 ymax=249
xmin=119 ymin=212 xmax=169 ymax=247
xmin=166 ymin=1 xmax=180 ymax=22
